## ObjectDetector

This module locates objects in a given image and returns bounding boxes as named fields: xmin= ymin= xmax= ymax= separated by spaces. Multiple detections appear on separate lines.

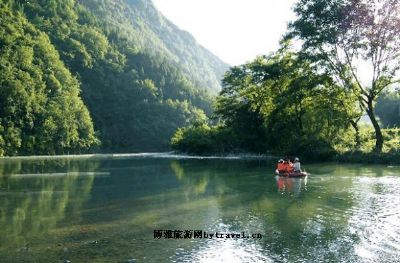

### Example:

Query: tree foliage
xmin=0 ymin=0 xmax=227 ymax=155
xmin=172 ymin=47 xmax=356 ymax=158
xmin=288 ymin=0 xmax=400 ymax=152
xmin=375 ymin=90 xmax=400 ymax=128
xmin=0 ymin=3 xmax=98 ymax=156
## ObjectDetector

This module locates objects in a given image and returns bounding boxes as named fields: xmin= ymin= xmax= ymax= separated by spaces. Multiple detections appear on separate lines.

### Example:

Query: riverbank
xmin=0 ymin=151 xmax=398 ymax=165
xmin=333 ymin=151 xmax=400 ymax=165
xmin=0 ymin=152 xmax=277 ymax=161
xmin=169 ymin=150 xmax=400 ymax=165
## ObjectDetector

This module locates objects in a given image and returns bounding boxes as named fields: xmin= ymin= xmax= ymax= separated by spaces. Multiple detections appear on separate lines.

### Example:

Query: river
xmin=0 ymin=154 xmax=399 ymax=262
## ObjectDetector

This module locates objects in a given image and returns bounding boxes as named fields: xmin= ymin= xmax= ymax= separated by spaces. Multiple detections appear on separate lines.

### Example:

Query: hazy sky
xmin=152 ymin=0 xmax=297 ymax=66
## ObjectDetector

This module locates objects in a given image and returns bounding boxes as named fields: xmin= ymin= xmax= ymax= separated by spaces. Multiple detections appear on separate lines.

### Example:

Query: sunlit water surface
xmin=0 ymin=154 xmax=399 ymax=262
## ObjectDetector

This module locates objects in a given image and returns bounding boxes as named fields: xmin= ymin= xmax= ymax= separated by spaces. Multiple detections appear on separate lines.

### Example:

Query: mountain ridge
xmin=81 ymin=0 xmax=229 ymax=93
xmin=0 ymin=0 xmax=228 ymax=155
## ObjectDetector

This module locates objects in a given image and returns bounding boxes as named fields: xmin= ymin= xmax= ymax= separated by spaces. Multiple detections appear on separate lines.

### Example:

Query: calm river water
xmin=0 ymin=154 xmax=399 ymax=262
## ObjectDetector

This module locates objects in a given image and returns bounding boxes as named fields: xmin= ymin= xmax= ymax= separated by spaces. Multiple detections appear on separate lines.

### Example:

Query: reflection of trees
xmin=168 ymin=160 xmax=368 ymax=261
xmin=242 ymin=164 xmax=400 ymax=262
xmin=0 ymin=160 xmax=22 ymax=182
xmin=0 ymin=158 xmax=394 ymax=262
xmin=170 ymin=159 xmax=268 ymax=199
xmin=170 ymin=160 xmax=209 ymax=196
xmin=0 ymin=158 xmax=99 ymax=249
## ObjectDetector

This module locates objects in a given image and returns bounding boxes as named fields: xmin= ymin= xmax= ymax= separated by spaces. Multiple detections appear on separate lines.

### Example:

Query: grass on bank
xmin=332 ymin=126 xmax=400 ymax=164
xmin=171 ymin=124 xmax=400 ymax=164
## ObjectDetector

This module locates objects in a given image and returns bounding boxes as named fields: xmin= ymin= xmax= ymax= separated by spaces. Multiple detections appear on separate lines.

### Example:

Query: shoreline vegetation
xmin=171 ymin=126 xmax=400 ymax=165
xmin=0 ymin=152 xmax=275 ymax=160
xmin=170 ymin=0 xmax=400 ymax=164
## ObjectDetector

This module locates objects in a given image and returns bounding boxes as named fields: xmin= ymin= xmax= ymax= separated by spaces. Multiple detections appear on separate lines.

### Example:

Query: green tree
xmin=216 ymin=47 xmax=354 ymax=155
xmin=375 ymin=91 xmax=400 ymax=128
xmin=0 ymin=3 xmax=98 ymax=155
xmin=172 ymin=46 xmax=356 ymax=156
xmin=288 ymin=0 xmax=400 ymax=152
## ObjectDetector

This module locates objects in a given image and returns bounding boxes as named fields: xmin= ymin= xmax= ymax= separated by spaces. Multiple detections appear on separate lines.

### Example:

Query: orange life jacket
xmin=282 ymin=162 xmax=294 ymax=173
xmin=277 ymin=162 xmax=285 ymax=172
xmin=287 ymin=162 xmax=294 ymax=173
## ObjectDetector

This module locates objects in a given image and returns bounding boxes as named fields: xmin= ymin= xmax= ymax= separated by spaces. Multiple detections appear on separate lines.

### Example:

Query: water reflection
xmin=168 ymin=160 xmax=400 ymax=262
xmin=275 ymin=176 xmax=307 ymax=196
xmin=171 ymin=160 xmax=209 ymax=196
xmin=0 ymin=157 xmax=399 ymax=262
xmin=349 ymin=176 xmax=400 ymax=261
xmin=0 ymin=158 xmax=100 ymax=250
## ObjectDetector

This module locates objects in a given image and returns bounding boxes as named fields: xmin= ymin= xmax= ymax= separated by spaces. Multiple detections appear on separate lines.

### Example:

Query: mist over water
xmin=0 ymin=156 xmax=399 ymax=262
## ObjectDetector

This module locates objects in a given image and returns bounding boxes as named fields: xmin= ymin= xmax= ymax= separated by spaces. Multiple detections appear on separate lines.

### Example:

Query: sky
xmin=152 ymin=0 xmax=297 ymax=66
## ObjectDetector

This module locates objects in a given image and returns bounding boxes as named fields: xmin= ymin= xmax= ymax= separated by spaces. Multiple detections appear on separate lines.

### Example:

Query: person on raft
xmin=277 ymin=159 xmax=285 ymax=172
xmin=293 ymin=157 xmax=302 ymax=172
xmin=277 ymin=157 xmax=294 ymax=174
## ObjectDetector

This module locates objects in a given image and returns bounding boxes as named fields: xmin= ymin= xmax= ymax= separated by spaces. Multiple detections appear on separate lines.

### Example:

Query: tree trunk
xmin=295 ymin=105 xmax=304 ymax=137
xmin=366 ymin=98 xmax=383 ymax=153
xmin=350 ymin=119 xmax=361 ymax=150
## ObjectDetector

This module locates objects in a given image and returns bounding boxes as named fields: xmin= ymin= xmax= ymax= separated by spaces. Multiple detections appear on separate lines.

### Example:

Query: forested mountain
xmin=81 ymin=0 xmax=227 ymax=93
xmin=0 ymin=0 xmax=228 ymax=155
xmin=0 ymin=4 xmax=98 ymax=156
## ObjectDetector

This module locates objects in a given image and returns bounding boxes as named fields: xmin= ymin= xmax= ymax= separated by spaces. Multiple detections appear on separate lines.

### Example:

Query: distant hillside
xmin=81 ymin=0 xmax=229 ymax=93
xmin=0 ymin=0 xmax=228 ymax=155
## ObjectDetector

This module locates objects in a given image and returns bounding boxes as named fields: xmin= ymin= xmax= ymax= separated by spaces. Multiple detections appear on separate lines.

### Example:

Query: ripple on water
xmin=169 ymin=221 xmax=273 ymax=263
xmin=348 ymin=176 xmax=400 ymax=262
xmin=293 ymin=175 xmax=400 ymax=263
xmin=173 ymin=238 xmax=273 ymax=263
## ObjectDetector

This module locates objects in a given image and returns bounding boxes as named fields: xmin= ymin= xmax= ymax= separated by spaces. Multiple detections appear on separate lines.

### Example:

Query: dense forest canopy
xmin=0 ymin=3 xmax=98 ymax=156
xmin=0 ymin=0 xmax=228 ymax=156
xmin=172 ymin=46 xmax=359 ymax=157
